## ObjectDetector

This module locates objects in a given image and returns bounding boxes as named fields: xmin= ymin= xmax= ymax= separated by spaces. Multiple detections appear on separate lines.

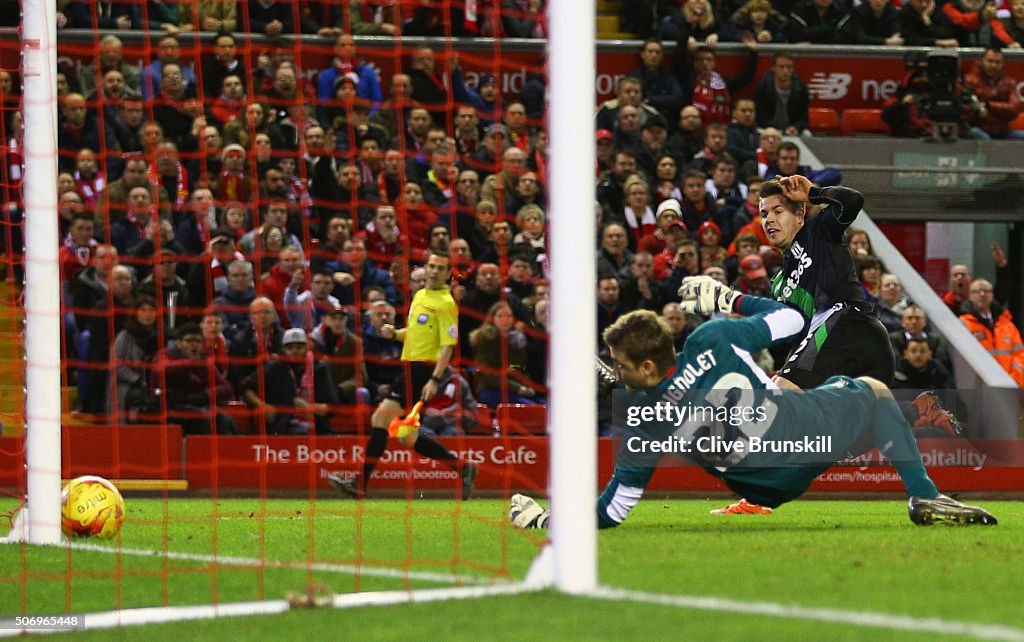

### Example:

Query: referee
xmin=330 ymin=250 xmax=478 ymax=499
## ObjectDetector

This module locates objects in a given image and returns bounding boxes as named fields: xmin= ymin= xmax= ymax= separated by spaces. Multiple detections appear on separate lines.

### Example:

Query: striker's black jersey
xmin=769 ymin=186 xmax=865 ymax=320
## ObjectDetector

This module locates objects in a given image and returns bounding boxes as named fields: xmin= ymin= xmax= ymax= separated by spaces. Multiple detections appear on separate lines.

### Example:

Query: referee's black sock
xmin=362 ymin=428 xmax=389 ymax=489
xmin=413 ymin=434 xmax=459 ymax=469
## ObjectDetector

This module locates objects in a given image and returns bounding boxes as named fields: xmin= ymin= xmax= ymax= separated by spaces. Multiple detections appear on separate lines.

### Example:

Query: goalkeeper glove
xmin=595 ymin=355 xmax=618 ymax=398
xmin=510 ymin=494 xmax=550 ymax=529
xmin=678 ymin=276 xmax=742 ymax=316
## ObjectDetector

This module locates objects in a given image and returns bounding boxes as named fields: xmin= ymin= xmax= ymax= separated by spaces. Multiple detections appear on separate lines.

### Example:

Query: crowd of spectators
xmin=620 ymin=0 xmax=1024 ymax=50
xmin=41 ymin=9 xmax=563 ymax=434
xmin=0 ymin=1 xmax=1018 ymax=436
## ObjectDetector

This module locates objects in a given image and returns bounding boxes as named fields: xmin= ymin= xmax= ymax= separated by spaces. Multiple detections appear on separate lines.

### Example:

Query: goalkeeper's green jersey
xmin=598 ymin=294 xmax=879 ymax=528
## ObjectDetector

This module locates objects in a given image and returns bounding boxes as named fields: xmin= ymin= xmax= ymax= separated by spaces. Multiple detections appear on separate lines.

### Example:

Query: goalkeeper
xmin=511 ymin=277 xmax=996 ymax=530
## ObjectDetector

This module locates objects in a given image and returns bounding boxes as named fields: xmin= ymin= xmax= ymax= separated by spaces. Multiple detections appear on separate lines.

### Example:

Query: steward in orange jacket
xmin=961 ymin=299 xmax=1024 ymax=387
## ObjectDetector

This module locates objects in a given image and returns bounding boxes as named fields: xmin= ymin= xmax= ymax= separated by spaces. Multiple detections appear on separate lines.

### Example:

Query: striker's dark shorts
xmin=777 ymin=304 xmax=895 ymax=390
xmin=386 ymin=361 xmax=436 ymax=407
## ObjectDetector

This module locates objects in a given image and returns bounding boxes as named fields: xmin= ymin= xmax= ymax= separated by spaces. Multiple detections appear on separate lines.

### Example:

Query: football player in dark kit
xmin=760 ymin=174 xmax=895 ymax=392
xmin=703 ymin=174 xmax=955 ymax=516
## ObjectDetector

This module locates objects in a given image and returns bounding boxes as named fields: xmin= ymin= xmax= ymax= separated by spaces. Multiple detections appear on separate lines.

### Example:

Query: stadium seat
xmin=496 ymin=404 xmax=547 ymax=435
xmin=841 ymin=108 xmax=890 ymax=136
xmin=224 ymin=400 xmax=256 ymax=435
xmin=808 ymin=107 xmax=841 ymax=135
xmin=328 ymin=404 xmax=373 ymax=435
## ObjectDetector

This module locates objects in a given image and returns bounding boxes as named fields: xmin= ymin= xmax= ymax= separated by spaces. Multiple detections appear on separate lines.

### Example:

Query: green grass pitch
xmin=1 ymin=497 xmax=1022 ymax=640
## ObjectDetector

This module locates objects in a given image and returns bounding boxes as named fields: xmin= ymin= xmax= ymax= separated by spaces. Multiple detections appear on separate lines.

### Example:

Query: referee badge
xmin=417 ymin=313 xmax=429 ymax=324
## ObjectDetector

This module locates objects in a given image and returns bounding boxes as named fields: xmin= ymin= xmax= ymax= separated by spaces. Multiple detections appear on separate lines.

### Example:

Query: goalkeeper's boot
xmin=327 ymin=472 xmax=362 ymax=499
xmin=710 ymin=498 xmax=773 ymax=516
xmin=908 ymin=495 xmax=997 ymax=526
xmin=911 ymin=391 xmax=961 ymax=437
xmin=509 ymin=494 xmax=550 ymax=529
xmin=460 ymin=461 xmax=479 ymax=501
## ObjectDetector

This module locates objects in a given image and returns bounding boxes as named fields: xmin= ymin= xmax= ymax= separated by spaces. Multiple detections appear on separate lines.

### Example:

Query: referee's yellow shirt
xmin=401 ymin=286 xmax=459 ymax=362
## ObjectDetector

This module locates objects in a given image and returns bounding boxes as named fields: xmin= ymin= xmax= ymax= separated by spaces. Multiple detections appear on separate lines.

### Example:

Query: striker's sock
xmin=413 ymin=434 xmax=459 ymax=469
xmin=871 ymin=397 xmax=940 ymax=499
xmin=361 ymin=428 xmax=389 ymax=489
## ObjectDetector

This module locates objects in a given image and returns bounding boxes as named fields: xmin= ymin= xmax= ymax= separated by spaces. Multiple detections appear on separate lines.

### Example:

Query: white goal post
xmin=546 ymin=0 xmax=598 ymax=593
xmin=21 ymin=0 xmax=62 ymax=546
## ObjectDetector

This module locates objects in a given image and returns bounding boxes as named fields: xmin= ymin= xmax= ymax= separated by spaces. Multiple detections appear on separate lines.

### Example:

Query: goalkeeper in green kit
xmin=510 ymin=277 xmax=996 ymax=530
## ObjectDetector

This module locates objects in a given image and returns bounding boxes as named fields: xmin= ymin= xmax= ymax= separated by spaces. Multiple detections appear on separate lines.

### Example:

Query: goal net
xmin=2 ymin=0 xmax=596 ymax=631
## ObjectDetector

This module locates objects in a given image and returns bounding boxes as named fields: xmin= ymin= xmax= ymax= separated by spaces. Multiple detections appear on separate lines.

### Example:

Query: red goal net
xmin=2 ymin=0 xmax=553 ymax=627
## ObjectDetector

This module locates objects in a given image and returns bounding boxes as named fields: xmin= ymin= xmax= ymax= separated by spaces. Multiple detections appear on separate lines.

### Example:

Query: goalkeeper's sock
xmin=361 ymin=428 xmax=389 ymax=490
xmin=871 ymin=397 xmax=940 ymax=499
xmin=413 ymin=434 xmax=459 ymax=469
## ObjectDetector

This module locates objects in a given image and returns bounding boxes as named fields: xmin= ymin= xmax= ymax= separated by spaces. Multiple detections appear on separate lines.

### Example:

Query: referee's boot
xmin=327 ymin=472 xmax=363 ymax=499
xmin=908 ymin=495 xmax=997 ymax=526
xmin=710 ymin=498 xmax=773 ymax=516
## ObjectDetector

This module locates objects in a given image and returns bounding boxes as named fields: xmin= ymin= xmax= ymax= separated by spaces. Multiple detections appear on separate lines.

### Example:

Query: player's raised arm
xmin=678 ymin=276 xmax=805 ymax=352
xmin=807 ymin=185 xmax=864 ymax=227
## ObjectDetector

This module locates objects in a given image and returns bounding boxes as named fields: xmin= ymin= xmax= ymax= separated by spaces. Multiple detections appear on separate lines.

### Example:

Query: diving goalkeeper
xmin=511 ymin=277 xmax=996 ymax=529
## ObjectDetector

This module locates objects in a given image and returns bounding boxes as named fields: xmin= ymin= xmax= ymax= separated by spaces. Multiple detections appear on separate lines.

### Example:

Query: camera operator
xmin=882 ymin=51 xmax=979 ymax=141
xmin=963 ymin=47 xmax=1024 ymax=140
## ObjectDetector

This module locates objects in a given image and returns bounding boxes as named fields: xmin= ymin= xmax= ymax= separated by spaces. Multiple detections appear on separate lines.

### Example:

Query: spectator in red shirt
xmin=963 ymin=47 xmax=1024 ymax=141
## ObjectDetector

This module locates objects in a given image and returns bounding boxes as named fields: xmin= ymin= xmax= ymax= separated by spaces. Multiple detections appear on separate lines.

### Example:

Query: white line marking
xmin=0 ymin=585 xmax=537 ymax=637
xmin=65 ymin=541 xmax=505 ymax=587
xmin=2 ymin=579 xmax=1021 ymax=639
xmin=589 ymin=586 xmax=1024 ymax=641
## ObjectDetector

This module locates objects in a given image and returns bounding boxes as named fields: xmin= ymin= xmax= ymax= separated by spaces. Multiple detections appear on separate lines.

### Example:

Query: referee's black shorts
xmin=777 ymin=305 xmax=895 ymax=390
xmin=386 ymin=361 xmax=436 ymax=407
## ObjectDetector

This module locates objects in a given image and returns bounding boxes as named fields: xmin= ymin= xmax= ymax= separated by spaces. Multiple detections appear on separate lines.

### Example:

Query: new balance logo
xmin=808 ymin=73 xmax=852 ymax=100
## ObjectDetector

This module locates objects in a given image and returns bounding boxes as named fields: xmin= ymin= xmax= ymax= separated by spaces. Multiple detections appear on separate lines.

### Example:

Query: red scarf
xmin=124 ymin=211 xmax=148 ymax=240
xmin=334 ymin=59 xmax=354 ymax=75
xmin=204 ymin=335 xmax=229 ymax=375
xmin=149 ymin=162 xmax=188 ymax=210
xmin=456 ymin=130 xmax=479 ymax=155
xmin=755 ymin=148 xmax=769 ymax=178
xmin=218 ymin=170 xmax=247 ymax=202
xmin=286 ymin=351 xmax=315 ymax=402
xmin=376 ymin=171 xmax=390 ymax=204
xmin=464 ymin=0 xmax=479 ymax=33
xmin=74 ymin=172 xmax=106 ymax=207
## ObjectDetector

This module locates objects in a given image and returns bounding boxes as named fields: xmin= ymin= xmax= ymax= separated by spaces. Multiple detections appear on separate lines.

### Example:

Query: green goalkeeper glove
xmin=510 ymin=494 xmax=550 ymax=529
xmin=678 ymin=276 xmax=741 ymax=315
